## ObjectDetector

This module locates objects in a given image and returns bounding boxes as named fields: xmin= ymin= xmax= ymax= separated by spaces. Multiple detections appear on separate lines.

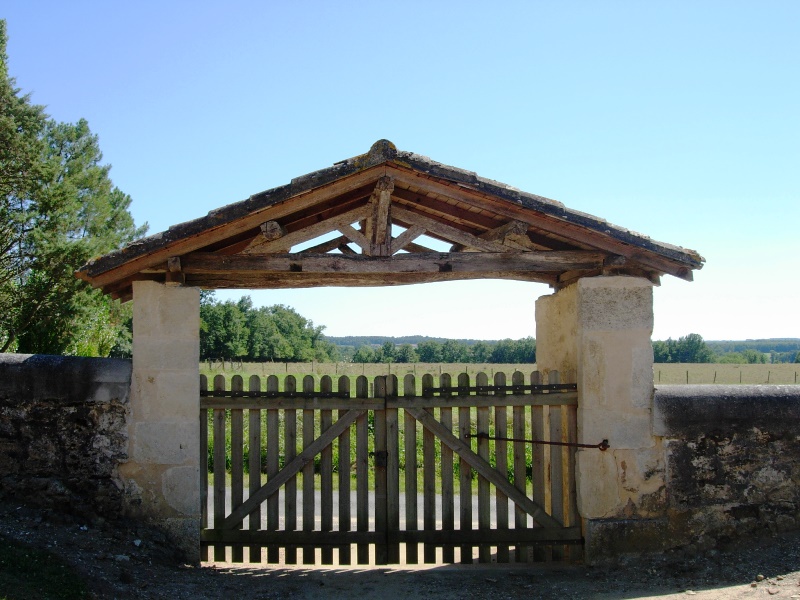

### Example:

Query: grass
xmin=201 ymin=361 xmax=800 ymax=386
xmin=654 ymin=363 xmax=799 ymax=385
xmin=0 ymin=536 xmax=89 ymax=600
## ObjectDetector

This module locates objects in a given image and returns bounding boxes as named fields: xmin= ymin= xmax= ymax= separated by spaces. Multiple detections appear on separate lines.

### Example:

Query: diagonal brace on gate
xmin=221 ymin=408 xmax=366 ymax=529
xmin=404 ymin=407 xmax=563 ymax=531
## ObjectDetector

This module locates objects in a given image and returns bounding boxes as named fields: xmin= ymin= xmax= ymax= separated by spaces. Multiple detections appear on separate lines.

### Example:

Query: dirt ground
xmin=2 ymin=501 xmax=800 ymax=599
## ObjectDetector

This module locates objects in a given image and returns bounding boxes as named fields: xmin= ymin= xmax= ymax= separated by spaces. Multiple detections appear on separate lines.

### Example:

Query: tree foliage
xmin=0 ymin=21 xmax=146 ymax=355
xmin=653 ymin=333 xmax=715 ymax=363
xmin=199 ymin=294 xmax=340 ymax=362
xmin=350 ymin=337 xmax=536 ymax=364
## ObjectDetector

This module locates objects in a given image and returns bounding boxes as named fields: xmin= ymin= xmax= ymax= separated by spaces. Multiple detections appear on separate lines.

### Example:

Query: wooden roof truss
xmin=77 ymin=141 xmax=704 ymax=301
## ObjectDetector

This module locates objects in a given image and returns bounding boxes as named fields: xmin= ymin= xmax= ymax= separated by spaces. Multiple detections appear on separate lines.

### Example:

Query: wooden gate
xmin=200 ymin=370 xmax=583 ymax=565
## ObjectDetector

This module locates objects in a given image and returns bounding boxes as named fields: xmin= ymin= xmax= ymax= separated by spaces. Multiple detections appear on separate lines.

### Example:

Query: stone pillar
xmin=118 ymin=281 xmax=200 ymax=561
xmin=536 ymin=276 xmax=666 ymax=563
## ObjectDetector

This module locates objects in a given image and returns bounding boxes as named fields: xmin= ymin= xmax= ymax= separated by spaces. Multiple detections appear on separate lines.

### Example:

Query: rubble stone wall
xmin=0 ymin=353 xmax=131 ymax=519
xmin=655 ymin=385 xmax=800 ymax=548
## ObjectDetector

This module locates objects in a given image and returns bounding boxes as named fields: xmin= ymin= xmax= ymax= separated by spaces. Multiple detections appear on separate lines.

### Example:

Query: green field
xmin=201 ymin=361 xmax=800 ymax=386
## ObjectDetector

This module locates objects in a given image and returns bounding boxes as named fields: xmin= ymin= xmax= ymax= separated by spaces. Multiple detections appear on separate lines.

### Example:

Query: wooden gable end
xmin=76 ymin=141 xmax=704 ymax=301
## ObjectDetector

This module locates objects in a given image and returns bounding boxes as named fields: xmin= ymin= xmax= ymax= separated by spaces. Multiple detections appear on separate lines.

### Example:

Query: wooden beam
xmin=182 ymin=251 xmax=605 ymax=275
xmin=369 ymin=176 xmax=394 ymax=256
xmin=392 ymin=205 xmax=515 ymax=253
xmin=338 ymin=224 xmax=370 ymax=251
xmin=403 ymin=241 xmax=438 ymax=254
xmin=184 ymin=270 xmax=556 ymax=289
xmin=389 ymin=225 xmax=425 ymax=255
xmin=299 ymin=235 xmax=349 ymax=254
xmin=242 ymin=221 xmax=289 ymax=253
xmin=243 ymin=205 xmax=369 ymax=255
xmin=164 ymin=256 xmax=185 ymax=286
xmin=451 ymin=220 xmax=529 ymax=252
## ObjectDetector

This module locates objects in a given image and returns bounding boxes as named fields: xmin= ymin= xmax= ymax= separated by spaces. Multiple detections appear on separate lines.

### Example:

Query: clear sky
xmin=3 ymin=2 xmax=798 ymax=341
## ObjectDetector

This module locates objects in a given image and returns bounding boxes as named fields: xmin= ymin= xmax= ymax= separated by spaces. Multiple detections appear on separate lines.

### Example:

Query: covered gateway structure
xmin=78 ymin=140 xmax=704 ymax=562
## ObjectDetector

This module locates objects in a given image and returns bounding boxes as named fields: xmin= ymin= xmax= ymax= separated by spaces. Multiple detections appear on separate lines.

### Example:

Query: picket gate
xmin=199 ymin=370 xmax=582 ymax=565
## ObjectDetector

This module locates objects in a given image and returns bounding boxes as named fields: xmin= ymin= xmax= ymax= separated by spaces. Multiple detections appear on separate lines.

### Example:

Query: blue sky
xmin=4 ymin=1 xmax=798 ymax=340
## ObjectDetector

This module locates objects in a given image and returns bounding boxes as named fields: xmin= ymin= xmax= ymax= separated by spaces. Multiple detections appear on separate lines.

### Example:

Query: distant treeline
xmin=653 ymin=334 xmax=800 ymax=364
xmin=327 ymin=335 xmax=490 ymax=348
xmin=199 ymin=294 xmax=799 ymax=365
xmin=349 ymin=338 xmax=536 ymax=364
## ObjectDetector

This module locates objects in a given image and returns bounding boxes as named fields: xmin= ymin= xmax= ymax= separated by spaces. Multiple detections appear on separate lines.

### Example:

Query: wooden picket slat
xmin=230 ymin=375 xmax=244 ymax=563
xmin=423 ymin=373 xmax=437 ymax=564
xmin=320 ymin=375 xmax=334 ymax=565
xmin=248 ymin=375 xmax=263 ymax=563
xmin=476 ymin=373 xmax=490 ymax=564
xmin=212 ymin=374 xmax=227 ymax=562
xmin=337 ymin=375 xmax=352 ymax=565
xmin=374 ymin=376 xmax=388 ymax=565
xmin=512 ymin=371 xmax=527 ymax=563
xmin=458 ymin=395 xmax=472 ymax=564
xmin=265 ymin=375 xmax=279 ymax=563
xmin=302 ymin=375 xmax=316 ymax=565
xmin=494 ymin=371 xmax=509 ymax=563
xmin=283 ymin=375 xmax=297 ymax=565
xmin=440 ymin=373 xmax=457 ymax=563
xmin=403 ymin=374 xmax=418 ymax=564
xmin=531 ymin=370 xmax=547 ymax=562
xmin=386 ymin=375 xmax=400 ymax=564
xmin=200 ymin=375 xmax=209 ymax=562
xmin=355 ymin=376 xmax=370 ymax=565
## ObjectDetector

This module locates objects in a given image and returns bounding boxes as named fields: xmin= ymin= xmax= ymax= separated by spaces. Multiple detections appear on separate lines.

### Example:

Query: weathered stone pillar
xmin=536 ymin=276 xmax=665 ymax=563
xmin=119 ymin=281 xmax=200 ymax=561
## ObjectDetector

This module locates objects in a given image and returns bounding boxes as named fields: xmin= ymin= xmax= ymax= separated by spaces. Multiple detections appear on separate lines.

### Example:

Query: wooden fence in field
xmin=199 ymin=370 xmax=583 ymax=566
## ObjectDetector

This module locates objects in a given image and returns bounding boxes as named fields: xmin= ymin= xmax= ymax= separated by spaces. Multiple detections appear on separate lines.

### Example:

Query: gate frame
xmin=199 ymin=370 xmax=583 ymax=565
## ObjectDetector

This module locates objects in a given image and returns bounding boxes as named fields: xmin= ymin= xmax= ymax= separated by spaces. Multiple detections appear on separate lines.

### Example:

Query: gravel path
xmin=2 ymin=500 xmax=800 ymax=599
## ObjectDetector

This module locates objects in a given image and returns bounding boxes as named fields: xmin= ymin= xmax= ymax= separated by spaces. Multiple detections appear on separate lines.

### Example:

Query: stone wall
xmin=655 ymin=385 xmax=800 ymax=550
xmin=0 ymin=353 xmax=131 ymax=519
